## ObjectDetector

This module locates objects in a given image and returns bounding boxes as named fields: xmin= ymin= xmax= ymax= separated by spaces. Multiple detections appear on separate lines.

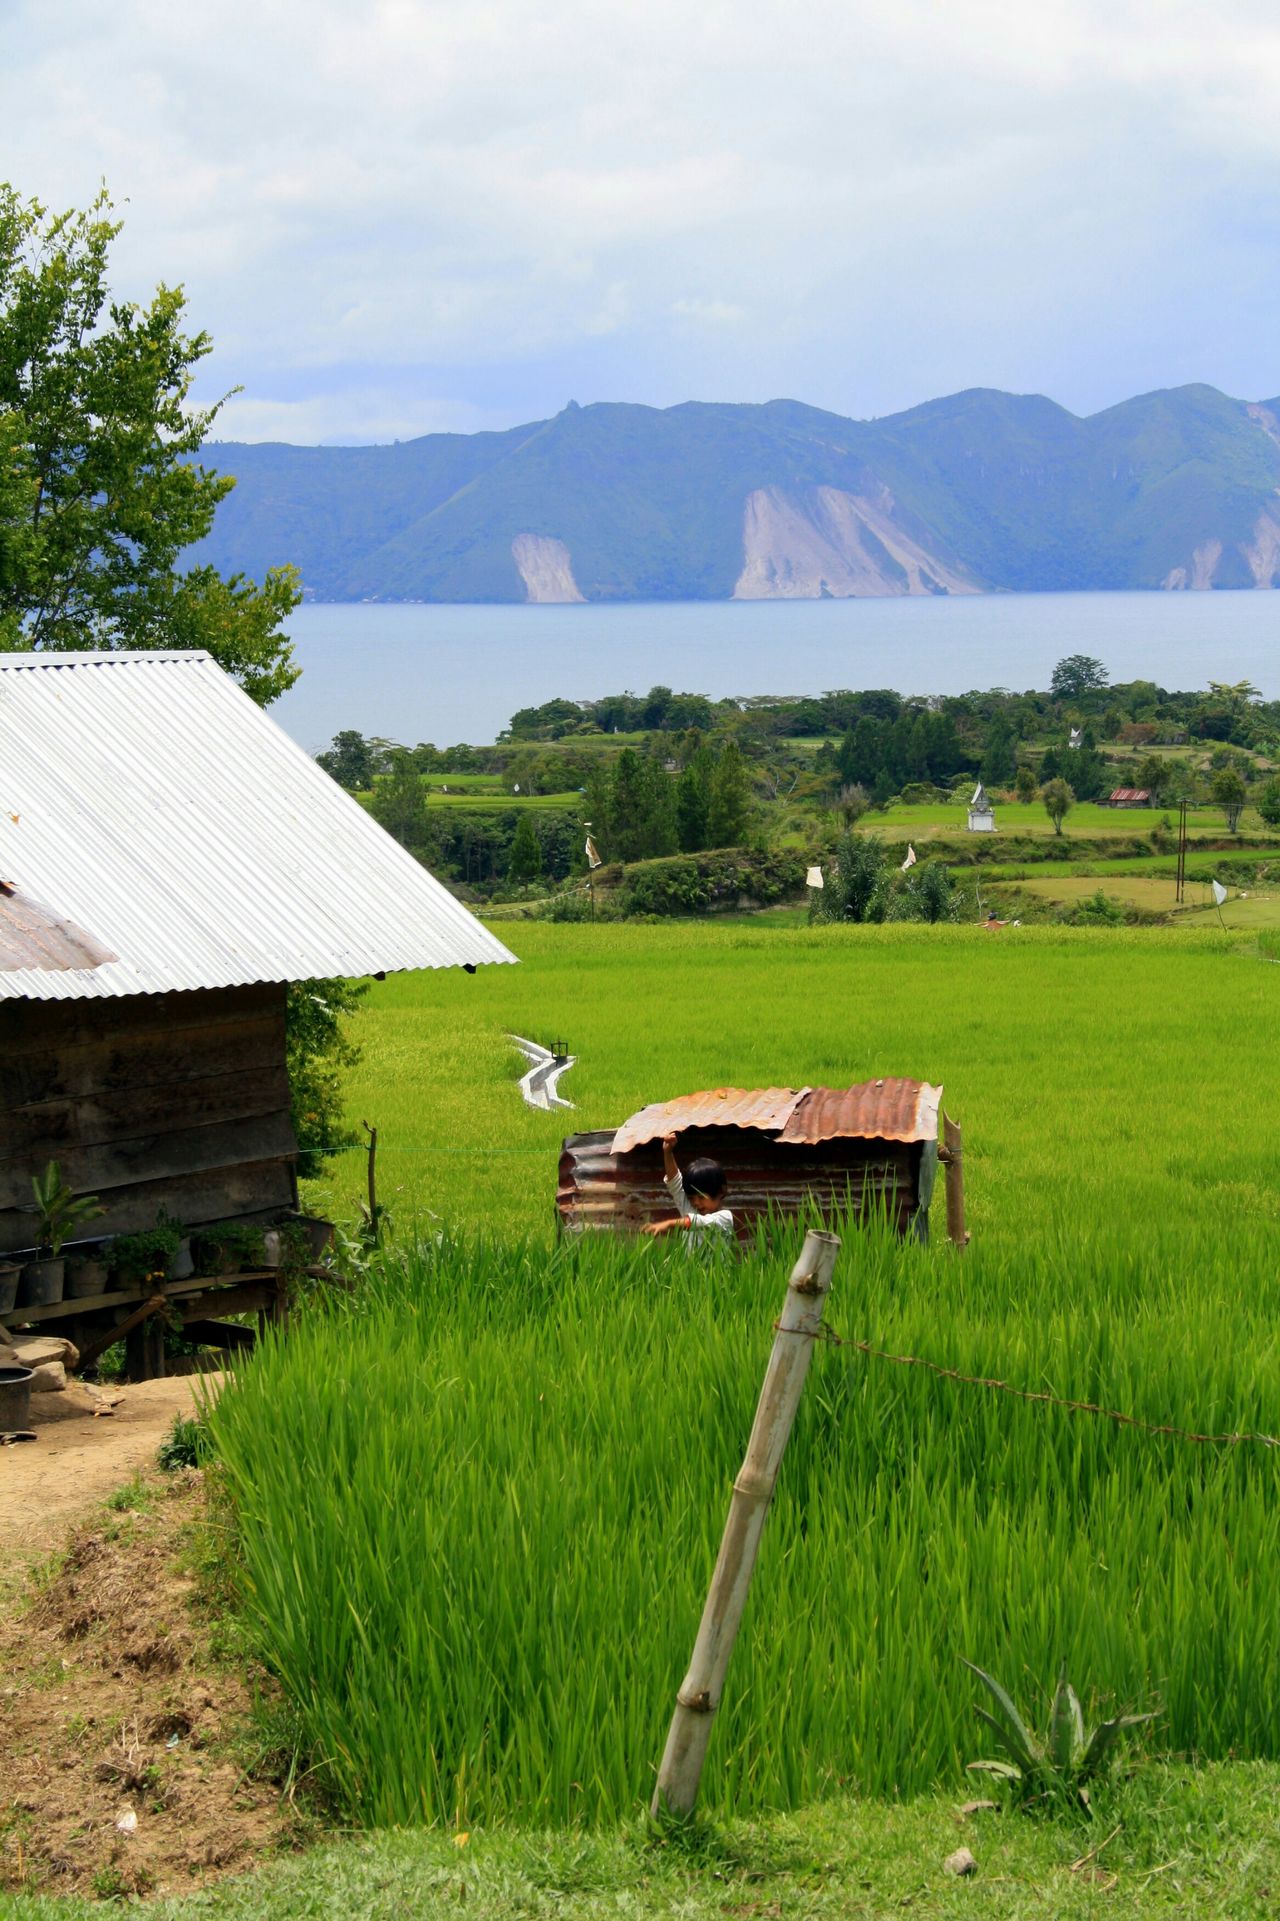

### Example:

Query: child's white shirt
xmin=665 ymin=1171 xmax=734 ymax=1236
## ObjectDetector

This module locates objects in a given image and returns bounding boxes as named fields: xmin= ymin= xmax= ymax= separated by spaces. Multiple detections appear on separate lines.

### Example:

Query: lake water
xmin=271 ymin=593 xmax=1280 ymax=750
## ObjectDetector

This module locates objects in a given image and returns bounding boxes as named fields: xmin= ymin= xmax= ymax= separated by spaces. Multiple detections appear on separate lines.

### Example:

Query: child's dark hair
xmin=684 ymin=1157 xmax=727 ymax=1201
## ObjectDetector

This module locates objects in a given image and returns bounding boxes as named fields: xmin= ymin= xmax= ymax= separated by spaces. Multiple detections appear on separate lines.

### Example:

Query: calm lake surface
xmin=272 ymin=593 xmax=1280 ymax=750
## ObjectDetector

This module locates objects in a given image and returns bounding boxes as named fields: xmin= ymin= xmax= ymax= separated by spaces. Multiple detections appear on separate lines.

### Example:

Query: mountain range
xmin=194 ymin=383 xmax=1280 ymax=603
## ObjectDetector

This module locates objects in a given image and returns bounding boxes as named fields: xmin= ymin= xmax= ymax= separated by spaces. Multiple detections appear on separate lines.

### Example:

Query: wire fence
xmin=780 ymin=1320 xmax=1280 ymax=1451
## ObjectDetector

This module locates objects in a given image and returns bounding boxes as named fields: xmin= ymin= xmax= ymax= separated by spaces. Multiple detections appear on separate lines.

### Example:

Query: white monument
xmin=967 ymin=782 xmax=996 ymax=833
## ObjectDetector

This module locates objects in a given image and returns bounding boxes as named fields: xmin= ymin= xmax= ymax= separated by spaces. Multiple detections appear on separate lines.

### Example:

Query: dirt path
xmin=0 ymin=1376 xmax=221 ymax=1561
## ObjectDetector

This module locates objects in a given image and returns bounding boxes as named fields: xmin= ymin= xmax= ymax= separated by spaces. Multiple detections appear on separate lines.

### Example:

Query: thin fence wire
xmin=779 ymin=1321 xmax=1280 ymax=1451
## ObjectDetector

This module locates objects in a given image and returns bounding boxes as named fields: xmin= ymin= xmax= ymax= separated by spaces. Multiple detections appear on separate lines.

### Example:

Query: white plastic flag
xmin=1212 ymin=879 xmax=1228 ymax=907
xmin=900 ymin=844 xmax=917 ymax=872
xmin=805 ymin=865 xmax=824 ymax=889
xmin=585 ymin=835 xmax=602 ymax=869
xmin=1068 ymin=727 xmax=1082 ymax=749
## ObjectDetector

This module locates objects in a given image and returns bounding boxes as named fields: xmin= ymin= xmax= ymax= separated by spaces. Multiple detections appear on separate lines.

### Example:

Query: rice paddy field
xmin=196 ymin=922 xmax=1280 ymax=1839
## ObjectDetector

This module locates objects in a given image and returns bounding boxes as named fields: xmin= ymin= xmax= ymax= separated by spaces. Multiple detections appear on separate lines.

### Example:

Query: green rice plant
xmin=207 ymin=1204 xmax=1280 ymax=1831
xmin=964 ymin=1659 xmax=1158 ymax=1809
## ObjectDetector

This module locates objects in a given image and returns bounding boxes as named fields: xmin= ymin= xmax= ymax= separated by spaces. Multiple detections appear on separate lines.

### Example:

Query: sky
xmin=4 ymin=0 xmax=1280 ymax=444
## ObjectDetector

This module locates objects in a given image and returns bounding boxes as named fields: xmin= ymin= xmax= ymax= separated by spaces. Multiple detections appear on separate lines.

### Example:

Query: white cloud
xmin=4 ymin=0 xmax=1280 ymax=438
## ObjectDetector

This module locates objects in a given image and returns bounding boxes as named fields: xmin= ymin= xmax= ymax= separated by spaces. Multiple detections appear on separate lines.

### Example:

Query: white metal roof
xmin=0 ymin=650 xmax=516 ymax=999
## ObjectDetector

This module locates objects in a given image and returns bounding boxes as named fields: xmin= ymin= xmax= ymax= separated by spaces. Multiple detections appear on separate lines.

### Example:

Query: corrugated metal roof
xmin=0 ymin=650 xmax=516 ymax=999
xmin=0 ymin=884 xmax=116 ymax=973
xmin=778 ymin=1079 xmax=941 ymax=1146
xmin=611 ymin=1079 xmax=941 ymax=1155
xmin=611 ymin=1088 xmax=807 ymax=1154
xmin=1108 ymin=788 xmax=1151 ymax=803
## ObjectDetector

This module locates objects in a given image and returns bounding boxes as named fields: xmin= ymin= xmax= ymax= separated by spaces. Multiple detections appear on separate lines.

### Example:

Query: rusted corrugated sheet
xmin=612 ymin=1088 xmax=807 ymax=1155
xmin=558 ymin=1127 xmax=921 ymax=1238
xmin=0 ymin=886 xmax=115 ymax=974
xmin=612 ymin=1079 xmax=941 ymax=1154
xmin=779 ymin=1079 xmax=941 ymax=1146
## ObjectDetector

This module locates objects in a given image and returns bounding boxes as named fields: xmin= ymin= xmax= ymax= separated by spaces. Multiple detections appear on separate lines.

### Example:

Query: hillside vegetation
xmin=194 ymin=385 xmax=1280 ymax=602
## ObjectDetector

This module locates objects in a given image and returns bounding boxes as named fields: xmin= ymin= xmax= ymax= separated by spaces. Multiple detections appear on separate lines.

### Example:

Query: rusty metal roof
xmin=778 ymin=1078 xmax=941 ymax=1145
xmin=1108 ymin=788 xmax=1151 ymax=803
xmin=611 ymin=1079 xmax=941 ymax=1155
xmin=0 ymin=884 xmax=115 ymax=973
xmin=611 ymin=1088 xmax=808 ymax=1154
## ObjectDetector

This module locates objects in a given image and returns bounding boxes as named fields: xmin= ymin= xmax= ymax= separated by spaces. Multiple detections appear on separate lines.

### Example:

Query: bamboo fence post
xmin=651 ymin=1226 xmax=840 ymax=1820
xmin=941 ymin=1113 xmax=967 ymax=1247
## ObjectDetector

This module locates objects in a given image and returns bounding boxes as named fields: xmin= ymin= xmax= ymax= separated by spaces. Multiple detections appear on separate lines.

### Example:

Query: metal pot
xmin=0 ymin=1365 xmax=33 ymax=1432
xmin=17 ymin=1257 xmax=65 ymax=1309
xmin=65 ymin=1255 xmax=111 ymax=1300
xmin=167 ymin=1237 xmax=194 ymax=1281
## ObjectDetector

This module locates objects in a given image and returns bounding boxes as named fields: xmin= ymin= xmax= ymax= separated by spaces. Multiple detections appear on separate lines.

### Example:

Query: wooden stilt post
xmin=940 ymin=1114 xmax=968 ymax=1247
xmin=651 ymin=1226 xmax=840 ymax=1820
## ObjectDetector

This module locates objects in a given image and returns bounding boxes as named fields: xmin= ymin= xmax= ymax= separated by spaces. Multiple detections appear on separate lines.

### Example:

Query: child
xmin=643 ymin=1131 xmax=734 ymax=1242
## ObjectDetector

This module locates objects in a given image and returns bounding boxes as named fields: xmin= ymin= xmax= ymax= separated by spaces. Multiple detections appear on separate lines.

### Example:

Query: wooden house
xmin=558 ymin=1079 xmax=960 ymax=1243
xmin=1106 ymin=788 xmax=1152 ymax=809
xmin=0 ymin=649 xmax=514 ymax=1372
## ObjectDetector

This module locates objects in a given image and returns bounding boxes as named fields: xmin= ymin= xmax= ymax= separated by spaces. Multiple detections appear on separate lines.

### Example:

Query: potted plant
xmin=109 ymin=1214 xmax=183 ymax=1289
xmin=18 ymin=1163 xmax=104 ymax=1309
xmin=64 ymin=1240 xmax=112 ymax=1300
xmin=192 ymin=1221 xmax=266 ymax=1277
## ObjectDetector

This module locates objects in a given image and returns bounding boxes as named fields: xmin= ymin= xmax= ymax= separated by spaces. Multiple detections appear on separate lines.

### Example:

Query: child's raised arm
xmin=661 ymin=1130 xmax=679 ymax=1181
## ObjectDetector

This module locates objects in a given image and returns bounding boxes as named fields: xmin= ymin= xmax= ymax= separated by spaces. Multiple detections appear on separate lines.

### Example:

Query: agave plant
xmin=963 ymin=1658 xmax=1158 ymax=1808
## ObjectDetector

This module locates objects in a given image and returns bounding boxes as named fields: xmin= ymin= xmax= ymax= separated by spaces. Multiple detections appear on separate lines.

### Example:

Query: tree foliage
xmin=1050 ymin=654 xmax=1109 ymax=701
xmin=0 ymin=183 xmax=298 ymax=700
xmin=285 ymin=979 xmax=366 ymax=1179
xmin=1042 ymin=777 xmax=1075 ymax=835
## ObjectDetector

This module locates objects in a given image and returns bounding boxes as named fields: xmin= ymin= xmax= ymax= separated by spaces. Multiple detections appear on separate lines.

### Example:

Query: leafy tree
xmin=980 ymin=715 xmax=1017 ymax=788
xmin=708 ymin=739 xmax=750 ymax=847
xmin=318 ymin=730 xmax=378 ymax=791
xmin=898 ymin=856 xmax=956 ymax=923
xmin=639 ymin=752 xmax=678 ymax=857
xmin=1042 ymin=777 xmax=1075 ymax=835
xmin=676 ymin=753 xmax=711 ymax=852
xmin=369 ymin=752 xmax=432 ymax=856
xmin=1051 ymin=655 xmax=1109 ymax=701
xmin=826 ymin=832 xmax=889 ymax=923
xmin=507 ymin=813 xmax=543 ymax=882
xmin=608 ymin=749 xmax=650 ymax=861
xmin=0 ymin=183 xmax=299 ymax=700
xmin=836 ymin=782 xmax=869 ymax=830
xmin=285 ymin=979 xmax=366 ymax=1179
xmin=1014 ymin=764 xmax=1037 ymax=804
xmin=1256 ymin=776 xmax=1280 ymax=828
xmin=1211 ymin=766 xmax=1247 ymax=833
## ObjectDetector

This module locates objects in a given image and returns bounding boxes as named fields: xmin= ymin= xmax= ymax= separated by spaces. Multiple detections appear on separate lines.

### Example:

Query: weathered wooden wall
xmin=0 ymin=985 xmax=297 ymax=1254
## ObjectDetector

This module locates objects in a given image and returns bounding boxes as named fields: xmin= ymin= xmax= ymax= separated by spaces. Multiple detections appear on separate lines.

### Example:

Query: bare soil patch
xmin=0 ymin=1469 xmax=299 ymax=1901
xmin=0 ymin=1374 xmax=221 ymax=1562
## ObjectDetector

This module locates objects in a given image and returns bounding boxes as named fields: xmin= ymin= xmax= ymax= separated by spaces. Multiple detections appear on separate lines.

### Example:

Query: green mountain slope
xmin=193 ymin=384 xmax=1280 ymax=602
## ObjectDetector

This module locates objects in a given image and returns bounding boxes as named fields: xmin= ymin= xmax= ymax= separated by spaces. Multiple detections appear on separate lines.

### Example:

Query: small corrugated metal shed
xmin=559 ymin=1079 xmax=942 ymax=1240
xmin=0 ymin=649 xmax=514 ymax=998
xmin=1107 ymin=788 xmax=1151 ymax=808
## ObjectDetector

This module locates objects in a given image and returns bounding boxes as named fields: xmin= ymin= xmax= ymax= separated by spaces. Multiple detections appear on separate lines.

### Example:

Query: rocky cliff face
xmin=511 ymin=534 xmax=585 ymax=603
xmin=733 ymin=485 xmax=978 ymax=599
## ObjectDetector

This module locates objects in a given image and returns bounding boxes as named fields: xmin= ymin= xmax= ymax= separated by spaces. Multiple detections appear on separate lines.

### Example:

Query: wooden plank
xmin=0 ymin=1063 xmax=291 ymax=1162
xmin=0 ymin=1013 xmax=284 ymax=1110
xmin=0 ymin=1111 xmax=296 ymax=1210
xmin=0 ymin=984 xmax=284 ymax=1058
xmin=0 ymin=1158 xmax=296 ymax=1254
xmin=5 ymin=1269 xmax=280 ymax=1329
